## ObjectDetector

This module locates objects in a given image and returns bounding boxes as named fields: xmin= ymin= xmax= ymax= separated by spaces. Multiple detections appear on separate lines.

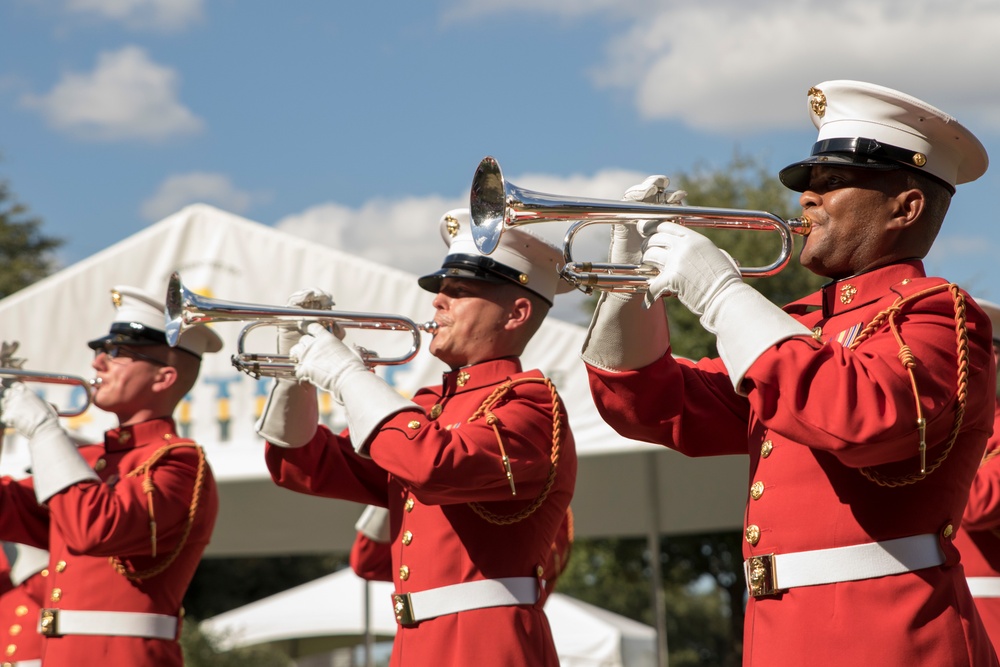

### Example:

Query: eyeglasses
xmin=94 ymin=343 xmax=169 ymax=366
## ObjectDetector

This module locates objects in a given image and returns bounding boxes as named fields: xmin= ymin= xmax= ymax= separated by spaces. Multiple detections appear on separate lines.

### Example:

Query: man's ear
xmin=504 ymin=296 xmax=533 ymax=331
xmin=887 ymin=188 xmax=925 ymax=230
xmin=151 ymin=365 xmax=179 ymax=393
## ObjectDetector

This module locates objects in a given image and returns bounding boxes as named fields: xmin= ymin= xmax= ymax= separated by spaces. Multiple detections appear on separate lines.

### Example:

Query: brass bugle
xmin=165 ymin=273 xmax=437 ymax=378
xmin=0 ymin=369 xmax=96 ymax=417
xmin=469 ymin=156 xmax=811 ymax=293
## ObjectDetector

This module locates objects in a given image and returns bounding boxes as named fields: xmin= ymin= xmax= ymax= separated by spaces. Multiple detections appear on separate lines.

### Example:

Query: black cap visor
xmin=778 ymin=137 xmax=954 ymax=194
xmin=417 ymin=253 xmax=551 ymax=306
xmin=87 ymin=321 xmax=168 ymax=350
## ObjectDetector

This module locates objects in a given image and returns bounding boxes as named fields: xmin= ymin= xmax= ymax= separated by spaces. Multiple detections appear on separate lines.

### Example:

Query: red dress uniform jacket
xmin=586 ymin=261 xmax=998 ymax=667
xmin=0 ymin=549 xmax=43 ymax=665
xmin=0 ymin=418 xmax=219 ymax=666
xmin=955 ymin=403 xmax=1000 ymax=654
xmin=0 ymin=572 xmax=44 ymax=666
xmin=267 ymin=357 xmax=577 ymax=667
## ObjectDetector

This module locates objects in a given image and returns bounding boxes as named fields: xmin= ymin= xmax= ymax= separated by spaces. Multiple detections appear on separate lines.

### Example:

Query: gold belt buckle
xmin=747 ymin=554 xmax=779 ymax=598
xmin=393 ymin=593 xmax=415 ymax=625
xmin=39 ymin=608 xmax=60 ymax=637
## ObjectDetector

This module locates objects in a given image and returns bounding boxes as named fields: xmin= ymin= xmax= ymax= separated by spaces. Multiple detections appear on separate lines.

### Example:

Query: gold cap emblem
xmin=444 ymin=214 xmax=461 ymax=238
xmin=807 ymin=86 xmax=827 ymax=118
xmin=111 ymin=289 xmax=123 ymax=308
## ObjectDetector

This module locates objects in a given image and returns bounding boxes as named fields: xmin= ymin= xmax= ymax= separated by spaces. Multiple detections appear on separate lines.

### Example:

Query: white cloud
xmin=594 ymin=0 xmax=1000 ymax=133
xmin=65 ymin=0 xmax=203 ymax=31
xmin=276 ymin=168 xmax=650 ymax=275
xmin=20 ymin=46 xmax=203 ymax=142
xmin=276 ymin=168 xmax=654 ymax=324
xmin=141 ymin=172 xmax=262 ymax=221
xmin=449 ymin=0 xmax=1000 ymax=134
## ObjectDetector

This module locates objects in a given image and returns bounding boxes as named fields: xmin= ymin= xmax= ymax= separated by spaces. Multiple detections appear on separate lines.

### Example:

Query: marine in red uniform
xmin=259 ymin=210 xmax=577 ymax=666
xmin=0 ymin=543 xmax=47 ymax=667
xmin=0 ymin=286 xmax=222 ymax=666
xmin=582 ymin=81 xmax=996 ymax=666
xmin=954 ymin=299 xmax=1000 ymax=653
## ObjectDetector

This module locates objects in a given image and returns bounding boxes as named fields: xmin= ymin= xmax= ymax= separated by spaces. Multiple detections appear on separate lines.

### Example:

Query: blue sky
xmin=2 ymin=0 xmax=999 ymax=325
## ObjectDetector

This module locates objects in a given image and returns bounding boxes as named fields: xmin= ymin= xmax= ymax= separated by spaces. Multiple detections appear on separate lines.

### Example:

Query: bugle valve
xmin=469 ymin=156 xmax=811 ymax=293
xmin=165 ymin=273 xmax=437 ymax=378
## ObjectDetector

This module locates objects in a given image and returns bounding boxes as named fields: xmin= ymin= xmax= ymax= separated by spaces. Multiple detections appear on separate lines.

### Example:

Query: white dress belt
xmin=10 ymin=661 xmax=42 ymax=667
xmin=744 ymin=533 xmax=944 ymax=597
xmin=392 ymin=577 xmax=538 ymax=625
xmin=38 ymin=609 xmax=179 ymax=640
xmin=967 ymin=576 xmax=1000 ymax=598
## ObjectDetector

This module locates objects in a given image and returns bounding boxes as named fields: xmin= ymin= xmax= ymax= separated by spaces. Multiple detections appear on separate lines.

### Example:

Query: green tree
xmin=0 ymin=175 xmax=62 ymax=298
xmin=561 ymin=151 xmax=825 ymax=665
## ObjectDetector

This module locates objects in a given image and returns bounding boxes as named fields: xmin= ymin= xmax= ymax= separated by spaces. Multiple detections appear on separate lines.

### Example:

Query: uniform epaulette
xmin=889 ymin=275 xmax=955 ymax=301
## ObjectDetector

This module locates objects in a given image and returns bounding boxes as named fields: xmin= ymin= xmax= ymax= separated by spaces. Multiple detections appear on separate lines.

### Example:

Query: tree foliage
xmin=559 ymin=151 xmax=826 ymax=665
xmin=0 ymin=176 xmax=62 ymax=299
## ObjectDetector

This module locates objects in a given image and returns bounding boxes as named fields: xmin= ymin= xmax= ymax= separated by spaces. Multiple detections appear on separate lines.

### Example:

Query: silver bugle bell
xmin=469 ymin=156 xmax=811 ymax=293
xmin=164 ymin=273 xmax=437 ymax=378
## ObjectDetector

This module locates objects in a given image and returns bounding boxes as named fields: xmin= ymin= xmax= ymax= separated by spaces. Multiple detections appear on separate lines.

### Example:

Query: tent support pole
xmin=647 ymin=451 xmax=669 ymax=667
xmin=363 ymin=580 xmax=374 ymax=667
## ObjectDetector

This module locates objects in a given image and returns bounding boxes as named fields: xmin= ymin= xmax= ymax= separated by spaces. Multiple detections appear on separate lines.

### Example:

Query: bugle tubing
xmin=0 ymin=368 xmax=96 ymax=417
xmin=165 ymin=273 xmax=437 ymax=378
xmin=469 ymin=156 xmax=811 ymax=292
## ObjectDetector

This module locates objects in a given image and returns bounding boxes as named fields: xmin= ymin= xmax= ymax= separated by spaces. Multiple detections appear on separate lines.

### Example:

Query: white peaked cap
xmin=417 ymin=208 xmax=573 ymax=305
xmin=87 ymin=285 xmax=222 ymax=358
xmin=780 ymin=80 xmax=989 ymax=194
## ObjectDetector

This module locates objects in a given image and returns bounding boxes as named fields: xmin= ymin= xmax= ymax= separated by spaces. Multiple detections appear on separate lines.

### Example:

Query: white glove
xmin=641 ymin=221 xmax=811 ymax=392
xmin=278 ymin=288 xmax=338 ymax=356
xmin=292 ymin=323 xmax=370 ymax=401
xmin=254 ymin=379 xmax=319 ymax=448
xmin=354 ymin=505 xmax=391 ymax=542
xmin=2 ymin=380 xmax=60 ymax=437
xmin=1 ymin=383 xmax=99 ymax=503
xmin=614 ymin=175 xmax=687 ymax=265
xmin=294 ymin=323 xmax=419 ymax=456
xmin=579 ymin=176 xmax=682 ymax=372
xmin=255 ymin=288 xmax=336 ymax=448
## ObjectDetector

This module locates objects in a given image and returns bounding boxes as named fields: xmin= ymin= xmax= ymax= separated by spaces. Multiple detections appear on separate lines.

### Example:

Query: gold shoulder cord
xmin=109 ymin=438 xmax=208 ymax=581
xmin=466 ymin=377 xmax=564 ymax=525
xmin=849 ymin=283 xmax=969 ymax=487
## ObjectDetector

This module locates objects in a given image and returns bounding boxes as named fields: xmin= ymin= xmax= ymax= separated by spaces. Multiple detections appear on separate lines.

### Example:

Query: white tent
xmin=0 ymin=204 xmax=747 ymax=557
xmin=200 ymin=567 xmax=657 ymax=667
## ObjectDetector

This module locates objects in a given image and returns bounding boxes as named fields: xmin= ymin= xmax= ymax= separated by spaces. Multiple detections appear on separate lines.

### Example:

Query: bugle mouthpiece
xmin=788 ymin=216 xmax=811 ymax=235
